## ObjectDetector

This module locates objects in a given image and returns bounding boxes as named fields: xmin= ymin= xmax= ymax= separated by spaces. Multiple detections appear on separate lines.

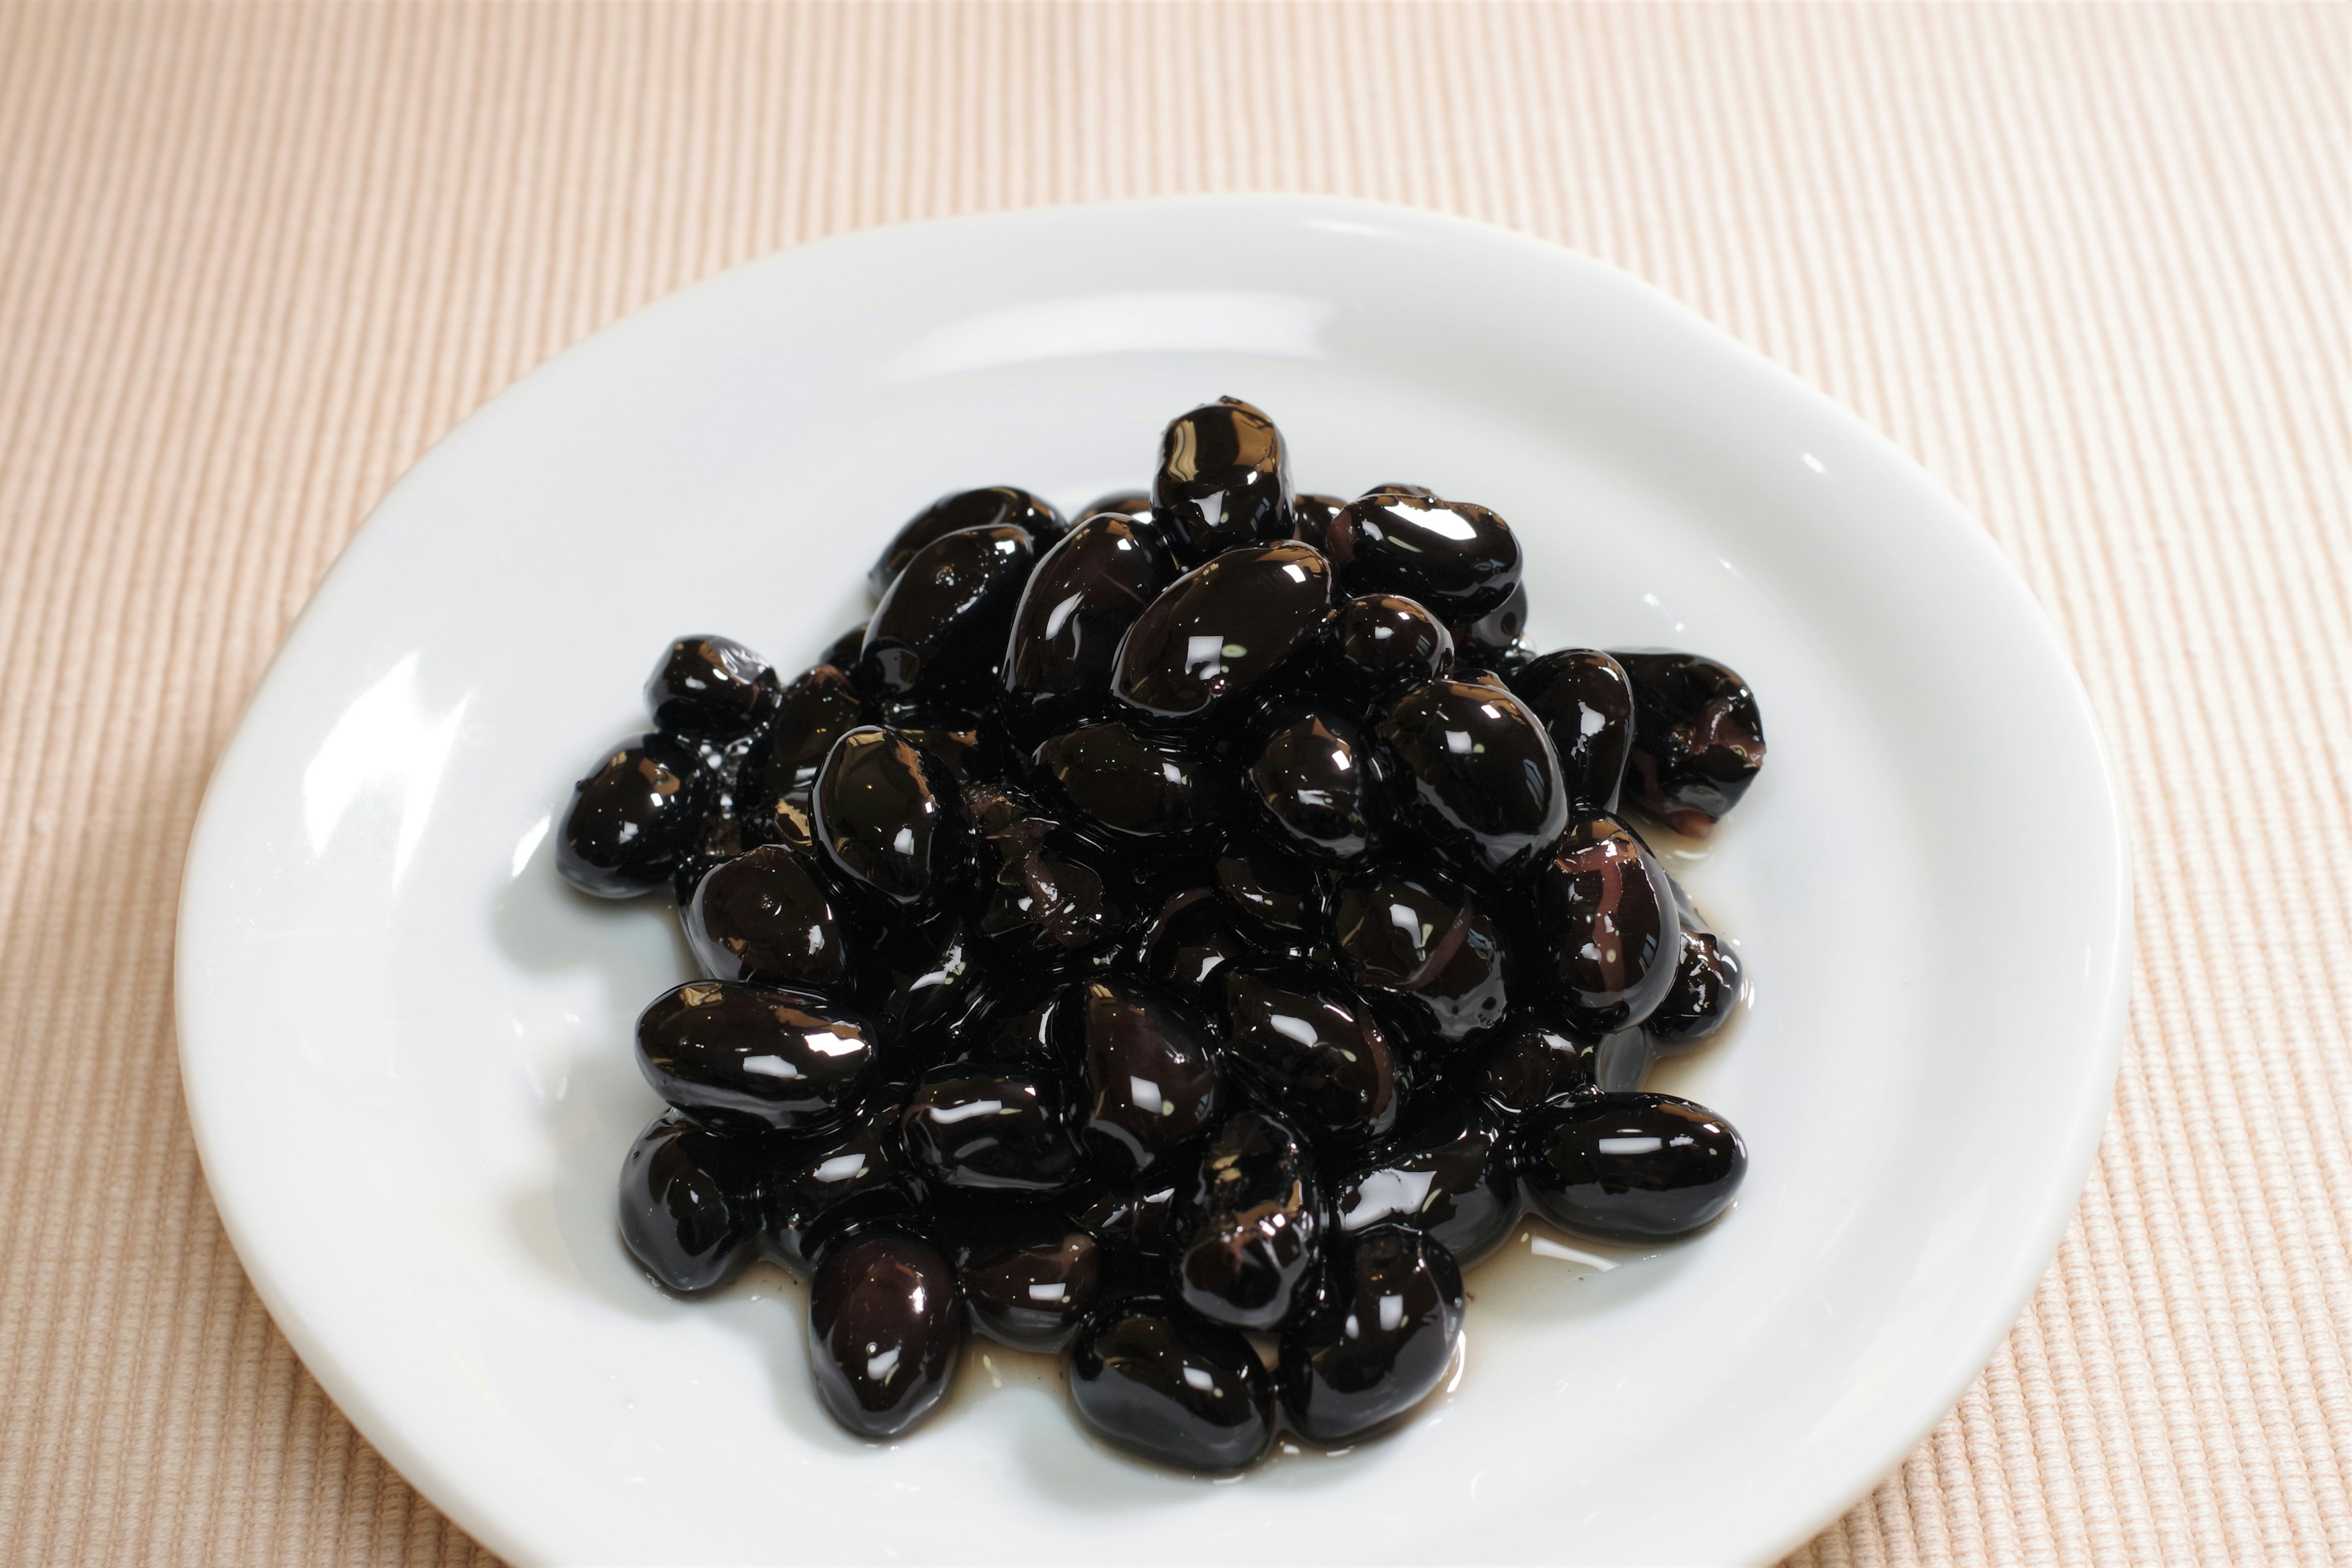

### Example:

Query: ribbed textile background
xmin=0 ymin=2 xmax=2344 ymax=1563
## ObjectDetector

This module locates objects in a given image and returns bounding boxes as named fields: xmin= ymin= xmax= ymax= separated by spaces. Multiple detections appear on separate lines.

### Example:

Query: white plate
xmin=178 ymin=196 xmax=2129 ymax=1567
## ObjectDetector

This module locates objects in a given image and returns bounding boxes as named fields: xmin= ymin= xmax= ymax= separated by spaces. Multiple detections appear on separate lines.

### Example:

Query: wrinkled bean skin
xmin=813 ymin=726 xmax=965 ymax=908
xmin=766 ymin=1114 xmax=924 ymax=1275
xmin=951 ymin=1205 xmax=1103 ymax=1350
xmin=965 ymin=782 xmax=1128 ymax=966
xmin=1137 ymin=888 xmax=1253 ymax=1005
xmin=1521 ymin=1091 xmax=1747 ymax=1241
xmin=558 ymin=733 xmax=708 ymax=897
xmin=1478 ymin=1023 xmax=1599 ymax=1118
xmin=1330 ymin=869 xmax=1510 ymax=1047
xmin=1112 ymin=542 xmax=1332 ymax=725
xmin=636 ymin=981 xmax=879 ymax=1134
xmin=1033 ymin=721 xmax=1232 ymax=843
xmin=1070 ymin=977 xmax=1225 ymax=1182
xmin=1000 ymin=514 xmax=1179 ymax=744
xmin=1332 ymin=1094 xmax=1520 ymax=1267
xmin=901 ymin=1063 xmax=1084 ymax=1194
xmin=1069 ymin=1295 xmax=1276 ymax=1471
xmin=1174 ymin=1109 xmax=1323 ymax=1330
xmin=1509 ymin=649 xmax=1637 ymax=816
xmin=1325 ymin=493 xmax=1522 ymax=620
xmin=1212 ymin=837 xmax=1327 ymax=945
xmin=1648 ymin=930 xmax=1744 ymax=1046
xmin=1222 ymin=971 xmax=1399 ymax=1154
xmin=1610 ymin=649 xmax=1767 ymax=837
xmin=1378 ymin=677 xmax=1569 ymax=887
xmin=1289 ymin=491 xmax=1348 ymax=551
xmin=1150 ymin=398 xmax=1294 ymax=566
xmin=1247 ymin=707 xmax=1383 ymax=864
xmin=740 ymin=663 xmax=869 ymax=818
xmin=1278 ymin=1226 xmax=1465 ymax=1444
xmin=645 ymin=635 xmax=781 ymax=740
xmin=861 ymin=524 xmax=1038 ymax=701
xmin=617 ymin=1112 xmax=764 ymax=1293
xmin=869 ymin=485 xmax=1064 ymax=598
xmin=684 ymin=843 xmax=859 ymax=996
xmin=1322 ymin=594 xmax=1455 ymax=703
xmin=807 ymin=1230 xmax=965 ymax=1438
xmin=1531 ymin=814 xmax=1683 ymax=1034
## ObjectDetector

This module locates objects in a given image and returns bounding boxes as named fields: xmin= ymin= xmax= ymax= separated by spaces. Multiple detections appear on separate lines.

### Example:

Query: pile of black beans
xmin=558 ymin=398 xmax=1766 ymax=1472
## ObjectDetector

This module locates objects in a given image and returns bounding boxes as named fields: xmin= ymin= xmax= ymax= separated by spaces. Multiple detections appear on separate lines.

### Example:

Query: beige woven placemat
xmin=1 ymin=2 xmax=2345 ymax=1562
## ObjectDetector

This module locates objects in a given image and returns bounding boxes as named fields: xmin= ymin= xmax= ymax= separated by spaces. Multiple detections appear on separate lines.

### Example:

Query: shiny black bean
xmin=644 ymin=635 xmax=781 ymax=740
xmin=869 ymin=485 xmax=1064 ymax=597
xmin=1325 ymin=492 xmax=1521 ymax=619
xmin=861 ymin=524 xmax=1037 ymax=701
xmin=1136 ymin=888 xmax=1253 ymax=1006
xmin=557 ymin=733 xmax=708 ymax=897
xmin=740 ymin=663 xmax=869 ymax=811
xmin=635 ymin=981 xmax=878 ymax=1134
xmin=1289 ymin=491 xmax=1348 ymax=551
xmin=683 ymin=843 xmax=859 ymax=997
xmin=901 ymin=1063 xmax=1084 ymax=1194
xmin=1079 ymin=489 xmax=1153 ymax=522
xmin=1330 ymin=1093 xmax=1519 ymax=1267
xmin=1221 ymin=970 xmax=1399 ymax=1154
xmin=1173 ymin=1109 xmax=1323 ymax=1330
xmin=1531 ymin=813 xmax=1683 ymax=1033
xmin=1447 ymin=584 xmax=1528 ymax=665
xmin=1330 ymin=868 xmax=1510 ymax=1048
xmin=1069 ymin=976 xmax=1224 ymax=1182
xmin=964 ymin=780 xmax=1128 ymax=965
xmin=1073 ymin=1181 xmax=1182 ymax=1263
xmin=1246 ymin=707 xmax=1383 ymax=865
xmin=1648 ymin=930 xmax=1744 ymax=1046
xmin=765 ymin=1114 xmax=924 ymax=1275
xmin=1112 ymin=541 xmax=1332 ymax=725
xmin=617 ymin=1111 xmax=764 ymax=1294
xmin=1278 ymin=1225 xmax=1465 ymax=1444
xmin=1032 ymin=720 xmax=1232 ymax=843
xmin=1377 ymin=676 xmax=1569 ymax=887
xmin=669 ymin=743 xmax=755 ymax=903
xmin=867 ymin=917 xmax=994 ymax=1071
xmin=1150 ymin=397 xmax=1294 ymax=565
xmin=1610 ymin=649 xmax=1767 ymax=837
xmin=1477 ymin=1022 xmax=1598 ymax=1118
xmin=880 ymin=704 xmax=1003 ymax=786
xmin=807 ymin=1230 xmax=965 ymax=1438
xmin=949 ymin=1204 xmax=1102 ymax=1351
xmin=1509 ymin=649 xmax=1637 ymax=815
xmin=813 ymin=726 xmax=965 ymax=908
xmin=1069 ymin=1295 xmax=1275 ymax=1471
xmin=1321 ymin=594 xmax=1455 ymax=702
xmin=1212 ymin=835 xmax=1327 ymax=945
xmin=1520 ymin=1091 xmax=1746 ymax=1241
xmin=1000 ymin=513 xmax=1178 ymax=743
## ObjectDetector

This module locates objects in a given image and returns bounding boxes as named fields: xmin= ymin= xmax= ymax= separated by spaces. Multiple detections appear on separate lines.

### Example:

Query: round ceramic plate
xmin=178 ymin=195 xmax=2129 ymax=1566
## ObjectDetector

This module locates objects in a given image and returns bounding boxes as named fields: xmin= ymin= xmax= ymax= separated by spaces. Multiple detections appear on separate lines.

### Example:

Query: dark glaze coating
xmin=1069 ymin=1295 xmax=1276 ymax=1471
xmin=617 ymin=1111 xmax=763 ymax=1293
xmin=684 ymin=843 xmax=859 ymax=997
xmin=1212 ymin=836 xmax=1327 ymax=946
xmin=1247 ymin=707 xmax=1382 ymax=865
xmin=1648 ymin=929 xmax=1744 ymax=1046
xmin=1150 ymin=397 xmax=1294 ymax=566
xmin=868 ymin=918 xmax=994 ymax=1069
xmin=1330 ymin=867 xmax=1509 ymax=1048
xmin=861 ymin=524 xmax=1037 ymax=701
xmin=1594 ymin=1027 xmax=1654 ymax=1092
xmin=881 ymin=705 xmax=1003 ymax=786
xmin=1478 ymin=1022 xmax=1599 ymax=1118
xmin=1520 ymin=1091 xmax=1747 ymax=1241
xmin=1137 ymin=888 xmax=1253 ymax=1006
xmin=1174 ymin=1109 xmax=1322 ymax=1330
xmin=807 ymin=1230 xmax=965 ymax=1438
xmin=1531 ymin=813 xmax=1683 ymax=1034
xmin=869 ymin=485 xmax=1064 ymax=597
xmin=1331 ymin=1093 xmax=1520 ymax=1267
xmin=635 ymin=981 xmax=878 ymax=1134
xmin=951 ymin=1205 xmax=1102 ymax=1350
xmin=1610 ymin=649 xmax=1767 ymax=837
xmin=669 ymin=737 xmax=755 ymax=902
xmin=1509 ymin=649 xmax=1637 ymax=815
xmin=1378 ymin=676 xmax=1569 ymax=887
xmin=1322 ymin=594 xmax=1455 ymax=701
xmin=1079 ymin=489 xmax=1153 ymax=522
xmin=557 ymin=733 xmax=707 ymax=897
xmin=813 ymin=726 xmax=965 ymax=908
xmin=1112 ymin=542 xmax=1332 ymax=725
xmin=1221 ymin=970 xmax=1400 ymax=1154
xmin=764 ymin=1113 xmax=922 ymax=1275
xmin=1278 ymin=1225 xmax=1465 ymax=1444
xmin=1448 ymin=584 xmax=1529 ymax=664
xmin=964 ymin=781 xmax=1127 ymax=967
xmin=645 ymin=634 xmax=781 ymax=741
xmin=1289 ymin=492 xmax=1348 ymax=551
xmin=901 ymin=1063 xmax=1084 ymax=1194
xmin=1069 ymin=976 xmax=1225 ymax=1182
xmin=1032 ymin=720 xmax=1232 ymax=843
xmin=1074 ymin=1181 xmax=1182 ymax=1265
xmin=1000 ymin=513 xmax=1178 ymax=742
xmin=740 ymin=663 xmax=869 ymax=812
xmin=1325 ymin=492 xmax=1521 ymax=619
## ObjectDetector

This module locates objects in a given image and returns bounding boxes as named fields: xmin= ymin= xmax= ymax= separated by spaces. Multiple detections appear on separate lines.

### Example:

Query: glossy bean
xmin=1221 ymin=970 xmax=1400 ymax=1154
xmin=1610 ymin=649 xmax=1768 ymax=837
xmin=617 ymin=1111 xmax=764 ymax=1294
xmin=1330 ymin=1093 xmax=1519 ymax=1267
xmin=807 ymin=1230 xmax=965 ymax=1438
xmin=813 ymin=726 xmax=965 ymax=908
xmin=1150 ymin=398 xmax=1294 ymax=565
xmin=1173 ymin=1109 xmax=1323 ymax=1331
xmin=901 ymin=1063 xmax=1084 ymax=1195
xmin=1330 ymin=868 xmax=1510 ymax=1048
xmin=1246 ymin=707 xmax=1383 ymax=865
xmin=635 ymin=981 xmax=879 ymax=1134
xmin=869 ymin=485 xmax=1063 ymax=597
xmin=1530 ymin=813 xmax=1682 ymax=1033
xmin=1378 ymin=676 xmax=1569 ymax=887
xmin=1000 ymin=513 xmax=1178 ymax=744
xmin=1069 ymin=1295 xmax=1275 ymax=1471
xmin=1278 ymin=1225 xmax=1464 ymax=1444
xmin=1325 ymin=492 xmax=1521 ymax=619
xmin=644 ymin=635 xmax=780 ymax=739
xmin=557 ymin=733 xmax=708 ymax=897
xmin=1069 ymin=976 xmax=1225 ymax=1182
xmin=861 ymin=524 xmax=1038 ymax=701
xmin=683 ymin=843 xmax=859 ymax=997
xmin=1520 ymin=1091 xmax=1746 ymax=1241
xmin=1112 ymin=541 xmax=1332 ymax=725
xmin=1509 ymin=649 xmax=1637 ymax=815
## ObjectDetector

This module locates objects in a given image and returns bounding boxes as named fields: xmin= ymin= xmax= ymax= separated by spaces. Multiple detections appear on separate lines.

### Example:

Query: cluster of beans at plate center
xmin=558 ymin=398 xmax=1767 ymax=1471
